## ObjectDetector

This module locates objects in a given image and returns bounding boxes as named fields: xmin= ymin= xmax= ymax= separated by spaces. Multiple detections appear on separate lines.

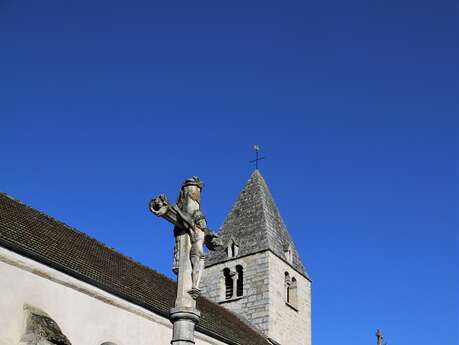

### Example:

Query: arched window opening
xmin=231 ymin=242 xmax=239 ymax=257
xmin=20 ymin=305 xmax=71 ymax=345
xmin=284 ymin=272 xmax=291 ymax=303
xmin=226 ymin=245 xmax=233 ymax=258
xmin=290 ymin=277 xmax=298 ymax=307
xmin=284 ymin=245 xmax=293 ymax=263
xmin=236 ymin=265 xmax=244 ymax=297
xmin=227 ymin=240 xmax=239 ymax=258
xmin=223 ymin=268 xmax=234 ymax=299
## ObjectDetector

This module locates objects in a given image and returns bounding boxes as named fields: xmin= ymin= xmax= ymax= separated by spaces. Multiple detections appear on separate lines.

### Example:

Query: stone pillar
xmin=231 ymin=269 xmax=238 ymax=298
xmin=174 ymin=230 xmax=195 ymax=308
xmin=170 ymin=211 xmax=200 ymax=344
xmin=170 ymin=307 xmax=201 ymax=345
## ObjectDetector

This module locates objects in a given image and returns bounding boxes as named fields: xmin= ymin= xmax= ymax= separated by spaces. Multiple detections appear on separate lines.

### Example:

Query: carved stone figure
xmin=149 ymin=176 xmax=221 ymax=345
xmin=149 ymin=177 xmax=220 ymax=297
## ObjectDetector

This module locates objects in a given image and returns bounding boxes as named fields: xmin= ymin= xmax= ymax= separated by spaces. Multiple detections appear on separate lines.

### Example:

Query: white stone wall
xmin=267 ymin=252 xmax=311 ymax=345
xmin=200 ymin=252 xmax=270 ymax=334
xmin=0 ymin=247 xmax=228 ymax=345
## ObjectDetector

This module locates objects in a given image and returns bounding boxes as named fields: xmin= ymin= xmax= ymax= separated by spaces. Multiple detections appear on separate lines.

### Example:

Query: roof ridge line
xmin=256 ymin=174 xmax=300 ymax=249
xmin=249 ymin=172 xmax=308 ymax=276
xmin=254 ymin=172 xmax=274 ymax=250
xmin=253 ymin=171 xmax=292 ymax=252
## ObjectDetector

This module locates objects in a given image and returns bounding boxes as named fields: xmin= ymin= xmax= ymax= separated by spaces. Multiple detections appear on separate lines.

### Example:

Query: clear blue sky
xmin=1 ymin=1 xmax=457 ymax=344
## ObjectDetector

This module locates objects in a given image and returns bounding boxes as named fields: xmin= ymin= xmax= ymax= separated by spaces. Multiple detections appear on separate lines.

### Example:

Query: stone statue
xmin=149 ymin=176 xmax=221 ymax=345
xmin=149 ymin=176 xmax=220 ymax=297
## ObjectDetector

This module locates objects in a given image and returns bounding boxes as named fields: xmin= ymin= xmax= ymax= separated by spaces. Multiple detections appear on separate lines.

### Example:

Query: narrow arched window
xmin=227 ymin=240 xmax=239 ymax=258
xmin=236 ymin=265 xmax=244 ymax=297
xmin=290 ymin=277 xmax=298 ymax=307
xmin=226 ymin=245 xmax=233 ymax=258
xmin=232 ymin=242 xmax=239 ymax=257
xmin=223 ymin=268 xmax=234 ymax=299
xmin=285 ymin=272 xmax=291 ymax=303
xmin=284 ymin=245 xmax=293 ymax=263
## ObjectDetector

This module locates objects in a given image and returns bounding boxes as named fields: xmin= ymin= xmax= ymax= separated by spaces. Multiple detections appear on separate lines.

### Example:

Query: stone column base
xmin=170 ymin=307 xmax=201 ymax=345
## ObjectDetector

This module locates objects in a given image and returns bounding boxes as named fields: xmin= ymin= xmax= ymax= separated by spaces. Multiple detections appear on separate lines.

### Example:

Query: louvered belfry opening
xmin=236 ymin=265 xmax=243 ymax=297
xmin=223 ymin=268 xmax=233 ymax=299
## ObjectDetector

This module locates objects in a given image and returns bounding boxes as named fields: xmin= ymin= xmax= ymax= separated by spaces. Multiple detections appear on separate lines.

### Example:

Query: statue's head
xmin=178 ymin=176 xmax=204 ymax=206
xmin=182 ymin=176 xmax=204 ymax=190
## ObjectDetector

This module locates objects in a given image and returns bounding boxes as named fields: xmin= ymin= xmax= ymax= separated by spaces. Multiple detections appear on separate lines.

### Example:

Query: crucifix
xmin=249 ymin=144 xmax=266 ymax=170
xmin=149 ymin=176 xmax=221 ymax=345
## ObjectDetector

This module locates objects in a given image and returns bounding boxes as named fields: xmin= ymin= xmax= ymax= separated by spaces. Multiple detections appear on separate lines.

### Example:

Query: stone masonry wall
xmin=201 ymin=250 xmax=311 ymax=345
xmin=267 ymin=252 xmax=311 ymax=345
xmin=200 ymin=251 xmax=270 ymax=334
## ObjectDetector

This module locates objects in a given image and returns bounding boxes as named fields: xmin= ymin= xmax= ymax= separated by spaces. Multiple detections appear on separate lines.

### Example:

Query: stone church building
xmin=0 ymin=170 xmax=311 ymax=345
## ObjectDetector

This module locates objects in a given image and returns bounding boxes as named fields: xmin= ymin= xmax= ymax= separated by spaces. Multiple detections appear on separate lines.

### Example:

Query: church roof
xmin=0 ymin=193 xmax=271 ymax=345
xmin=206 ymin=170 xmax=308 ymax=279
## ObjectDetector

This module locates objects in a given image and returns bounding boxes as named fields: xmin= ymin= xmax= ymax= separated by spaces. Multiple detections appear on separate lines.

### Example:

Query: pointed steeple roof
xmin=206 ymin=170 xmax=308 ymax=278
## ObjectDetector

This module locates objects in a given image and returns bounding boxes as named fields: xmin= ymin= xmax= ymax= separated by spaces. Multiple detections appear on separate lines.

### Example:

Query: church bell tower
xmin=200 ymin=170 xmax=312 ymax=345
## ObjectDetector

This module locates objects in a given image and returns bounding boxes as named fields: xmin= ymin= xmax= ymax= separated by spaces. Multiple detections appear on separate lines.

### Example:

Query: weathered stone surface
xmin=19 ymin=305 xmax=71 ymax=345
xmin=201 ymin=251 xmax=271 ymax=334
xmin=201 ymin=252 xmax=311 ymax=345
xmin=267 ymin=253 xmax=311 ymax=345
xmin=149 ymin=176 xmax=216 ymax=303
xmin=149 ymin=176 xmax=217 ymax=345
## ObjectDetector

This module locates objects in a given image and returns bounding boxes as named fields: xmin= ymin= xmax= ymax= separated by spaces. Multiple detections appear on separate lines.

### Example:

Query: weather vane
xmin=249 ymin=144 xmax=266 ymax=170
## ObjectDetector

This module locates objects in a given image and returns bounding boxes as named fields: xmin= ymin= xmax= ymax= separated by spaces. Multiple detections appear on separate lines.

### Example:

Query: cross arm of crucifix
xmin=149 ymin=194 xmax=193 ymax=230
xmin=149 ymin=194 xmax=222 ymax=250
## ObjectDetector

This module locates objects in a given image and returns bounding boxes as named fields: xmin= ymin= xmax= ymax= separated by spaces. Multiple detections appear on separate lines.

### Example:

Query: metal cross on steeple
xmin=249 ymin=145 xmax=266 ymax=170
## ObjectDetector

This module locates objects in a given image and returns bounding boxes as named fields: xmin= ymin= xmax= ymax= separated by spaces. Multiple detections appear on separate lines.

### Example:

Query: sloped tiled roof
xmin=206 ymin=170 xmax=309 ymax=278
xmin=0 ymin=193 xmax=271 ymax=345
